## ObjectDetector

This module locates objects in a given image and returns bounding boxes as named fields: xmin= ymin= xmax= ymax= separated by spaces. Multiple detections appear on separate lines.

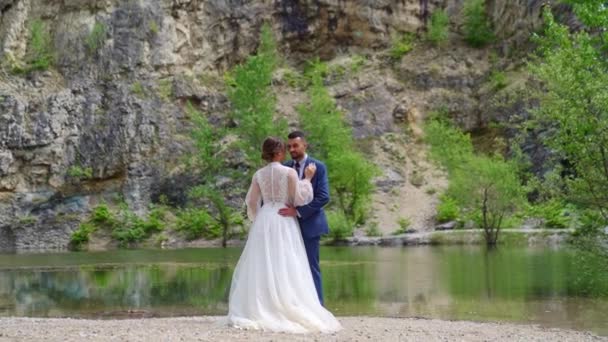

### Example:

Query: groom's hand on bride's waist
xmin=278 ymin=204 xmax=298 ymax=217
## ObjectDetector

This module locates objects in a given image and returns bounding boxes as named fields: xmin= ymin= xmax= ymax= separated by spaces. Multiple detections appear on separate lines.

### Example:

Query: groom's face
xmin=287 ymin=137 xmax=307 ymax=161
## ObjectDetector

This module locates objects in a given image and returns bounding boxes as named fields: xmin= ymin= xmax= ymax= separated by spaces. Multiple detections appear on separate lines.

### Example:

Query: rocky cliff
xmin=0 ymin=0 xmax=555 ymax=250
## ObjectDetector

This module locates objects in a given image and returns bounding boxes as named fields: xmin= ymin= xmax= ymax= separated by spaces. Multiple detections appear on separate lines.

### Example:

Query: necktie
xmin=295 ymin=162 xmax=301 ymax=178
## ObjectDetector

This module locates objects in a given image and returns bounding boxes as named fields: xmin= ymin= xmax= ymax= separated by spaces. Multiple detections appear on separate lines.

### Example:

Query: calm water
xmin=0 ymin=246 xmax=606 ymax=335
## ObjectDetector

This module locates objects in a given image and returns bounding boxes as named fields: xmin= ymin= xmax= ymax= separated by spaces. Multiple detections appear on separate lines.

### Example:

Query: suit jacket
xmin=284 ymin=157 xmax=330 ymax=238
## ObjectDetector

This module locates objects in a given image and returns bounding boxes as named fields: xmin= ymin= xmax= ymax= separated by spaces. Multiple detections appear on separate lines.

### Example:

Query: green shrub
xmin=427 ymin=9 xmax=450 ymax=45
xmin=489 ymin=70 xmax=508 ymax=90
xmin=111 ymin=225 xmax=145 ymax=246
xmin=282 ymin=68 xmax=308 ymax=89
xmin=573 ymin=209 xmax=605 ymax=237
xmin=149 ymin=20 xmax=159 ymax=34
xmin=462 ymin=0 xmax=494 ymax=47
xmin=69 ymin=223 xmax=96 ymax=250
xmin=350 ymin=54 xmax=367 ymax=73
xmin=390 ymin=33 xmax=414 ymax=60
xmin=365 ymin=221 xmax=381 ymax=237
xmin=68 ymin=166 xmax=93 ymax=179
xmin=92 ymin=204 xmax=114 ymax=225
xmin=393 ymin=217 xmax=412 ymax=234
xmin=85 ymin=22 xmax=106 ymax=55
xmin=176 ymin=208 xmax=220 ymax=240
xmin=157 ymin=78 xmax=173 ymax=101
xmin=81 ymin=202 xmax=168 ymax=248
xmin=110 ymin=208 xmax=164 ymax=247
xmin=527 ymin=200 xmax=571 ymax=228
xmin=436 ymin=195 xmax=460 ymax=223
xmin=326 ymin=210 xmax=354 ymax=241
xmin=24 ymin=20 xmax=54 ymax=72
xmin=131 ymin=82 xmax=145 ymax=98
xmin=398 ymin=217 xmax=411 ymax=230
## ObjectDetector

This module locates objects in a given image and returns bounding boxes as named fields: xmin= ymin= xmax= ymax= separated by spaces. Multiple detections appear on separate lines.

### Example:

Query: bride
xmin=227 ymin=137 xmax=342 ymax=334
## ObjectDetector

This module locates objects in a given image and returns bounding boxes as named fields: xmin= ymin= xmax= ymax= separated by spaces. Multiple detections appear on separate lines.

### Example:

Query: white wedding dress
xmin=227 ymin=162 xmax=342 ymax=333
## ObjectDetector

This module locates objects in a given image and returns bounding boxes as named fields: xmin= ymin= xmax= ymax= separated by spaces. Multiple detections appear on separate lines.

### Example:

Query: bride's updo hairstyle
xmin=261 ymin=137 xmax=286 ymax=162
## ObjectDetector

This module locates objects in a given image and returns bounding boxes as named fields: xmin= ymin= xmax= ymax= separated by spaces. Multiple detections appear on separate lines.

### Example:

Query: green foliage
xmin=393 ymin=217 xmax=411 ymax=235
xmin=528 ymin=9 xmax=608 ymax=220
xmin=85 ymin=22 xmax=106 ymax=55
xmin=225 ymin=23 xmax=286 ymax=168
xmin=365 ymin=221 xmax=381 ymax=237
xmin=81 ymin=203 xmax=165 ymax=248
xmin=436 ymin=195 xmax=460 ymax=223
xmin=189 ymin=186 xmax=245 ymax=246
xmin=427 ymin=9 xmax=450 ymax=46
xmin=298 ymin=62 xmax=378 ymax=225
xmin=110 ymin=206 xmax=164 ymax=247
xmin=149 ymin=20 xmax=159 ymax=34
xmin=302 ymin=57 xmax=360 ymax=84
xmin=462 ymin=0 xmax=494 ymax=48
xmin=92 ymin=203 xmax=114 ymax=225
xmin=131 ymin=82 xmax=146 ymax=98
xmin=489 ymin=70 xmax=508 ymax=91
xmin=186 ymin=102 xmax=244 ymax=246
xmin=281 ymin=68 xmax=308 ymax=89
xmin=424 ymin=115 xmax=474 ymax=174
xmin=68 ymin=165 xmax=93 ymax=180
xmin=425 ymin=117 xmax=525 ymax=244
xmin=500 ymin=215 xmax=523 ymax=229
xmin=69 ymin=223 xmax=96 ymax=250
xmin=176 ymin=208 xmax=219 ymax=240
xmin=331 ymin=152 xmax=378 ymax=224
xmin=18 ymin=215 xmax=36 ymax=225
xmin=573 ymin=209 xmax=605 ymax=237
xmin=186 ymin=102 xmax=222 ymax=173
xmin=22 ymin=20 xmax=54 ymax=72
xmin=157 ymin=78 xmax=173 ymax=101
xmin=350 ymin=54 xmax=367 ymax=74
xmin=390 ymin=33 xmax=414 ymax=59
xmin=561 ymin=0 xmax=608 ymax=28
xmin=569 ymin=233 xmax=608 ymax=297
xmin=450 ymin=154 xmax=525 ymax=243
xmin=326 ymin=210 xmax=354 ymax=241
xmin=526 ymin=200 xmax=572 ymax=228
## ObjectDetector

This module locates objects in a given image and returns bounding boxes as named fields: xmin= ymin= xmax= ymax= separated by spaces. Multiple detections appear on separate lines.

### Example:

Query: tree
xmin=450 ymin=155 xmax=525 ymax=244
xmin=427 ymin=9 xmax=450 ymax=46
xmin=462 ymin=0 xmax=494 ymax=47
xmin=528 ymin=9 xmax=608 ymax=220
xmin=187 ymin=102 xmax=243 ymax=247
xmin=225 ymin=23 xmax=286 ymax=169
xmin=425 ymin=117 xmax=525 ymax=245
xmin=298 ymin=62 xmax=378 ymax=228
xmin=561 ymin=0 xmax=608 ymax=29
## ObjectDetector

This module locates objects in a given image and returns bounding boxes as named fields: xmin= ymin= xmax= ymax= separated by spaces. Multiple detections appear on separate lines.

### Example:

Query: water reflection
xmin=0 ymin=246 xmax=606 ymax=335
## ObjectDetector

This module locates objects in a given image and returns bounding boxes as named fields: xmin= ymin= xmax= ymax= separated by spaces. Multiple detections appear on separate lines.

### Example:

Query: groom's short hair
xmin=288 ymin=131 xmax=306 ymax=141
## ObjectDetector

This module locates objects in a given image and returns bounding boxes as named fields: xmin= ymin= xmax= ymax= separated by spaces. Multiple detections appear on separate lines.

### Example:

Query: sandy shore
xmin=0 ymin=316 xmax=605 ymax=342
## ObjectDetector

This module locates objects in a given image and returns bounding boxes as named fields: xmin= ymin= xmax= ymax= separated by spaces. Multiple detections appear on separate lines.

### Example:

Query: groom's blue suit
xmin=285 ymin=156 xmax=329 ymax=305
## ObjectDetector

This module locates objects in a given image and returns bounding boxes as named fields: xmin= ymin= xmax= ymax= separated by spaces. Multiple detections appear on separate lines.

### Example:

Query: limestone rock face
xmin=0 ymin=0 xmax=560 ymax=250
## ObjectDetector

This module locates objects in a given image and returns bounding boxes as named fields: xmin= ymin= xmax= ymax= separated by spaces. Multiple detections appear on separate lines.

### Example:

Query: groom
xmin=279 ymin=131 xmax=330 ymax=305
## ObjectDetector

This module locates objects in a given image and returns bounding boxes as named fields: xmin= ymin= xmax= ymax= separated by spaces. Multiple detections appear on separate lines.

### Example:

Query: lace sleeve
xmin=287 ymin=168 xmax=313 ymax=206
xmin=245 ymin=172 xmax=262 ymax=221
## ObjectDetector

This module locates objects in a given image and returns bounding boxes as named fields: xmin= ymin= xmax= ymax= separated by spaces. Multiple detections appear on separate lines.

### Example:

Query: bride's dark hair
xmin=261 ymin=137 xmax=286 ymax=162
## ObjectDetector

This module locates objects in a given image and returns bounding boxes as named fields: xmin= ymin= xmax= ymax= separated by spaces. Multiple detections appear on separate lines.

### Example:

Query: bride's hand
xmin=304 ymin=163 xmax=316 ymax=180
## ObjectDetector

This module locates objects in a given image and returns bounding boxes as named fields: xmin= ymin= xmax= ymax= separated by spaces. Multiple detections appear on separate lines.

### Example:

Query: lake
xmin=0 ymin=246 xmax=606 ymax=335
